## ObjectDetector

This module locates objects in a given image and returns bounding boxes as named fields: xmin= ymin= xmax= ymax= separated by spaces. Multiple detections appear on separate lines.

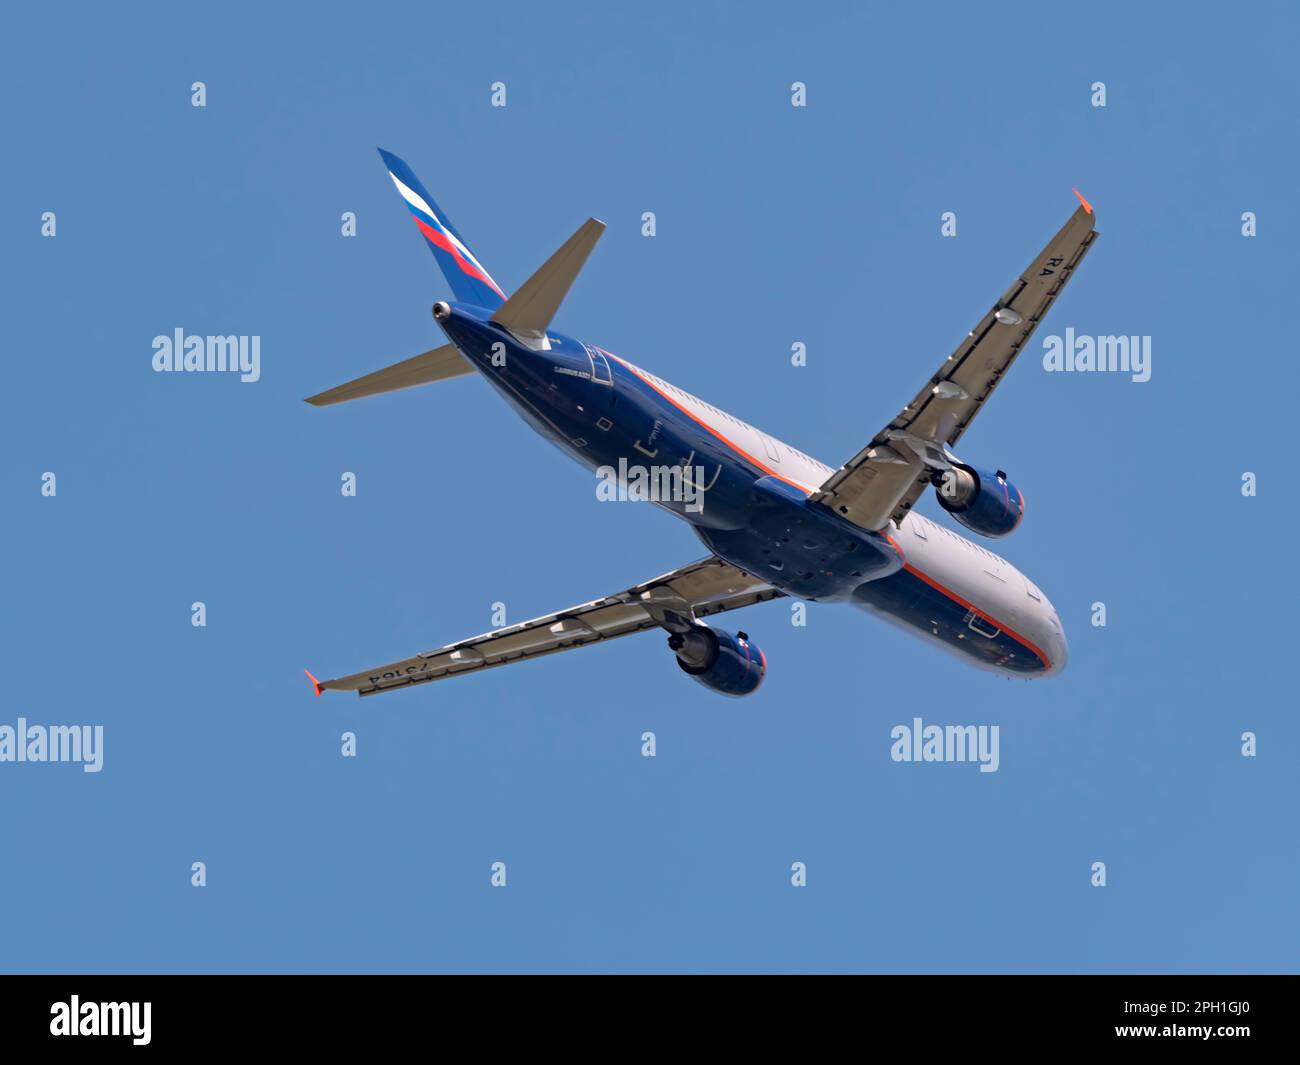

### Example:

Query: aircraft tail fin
xmin=490 ymin=218 xmax=605 ymax=340
xmin=305 ymin=343 xmax=474 ymax=407
xmin=377 ymin=148 xmax=507 ymax=310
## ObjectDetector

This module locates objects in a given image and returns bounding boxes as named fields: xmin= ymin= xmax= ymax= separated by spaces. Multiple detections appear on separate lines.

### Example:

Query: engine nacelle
xmin=669 ymin=625 xmax=766 ymax=697
xmin=932 ymin=462 xmax=1024 ymax=538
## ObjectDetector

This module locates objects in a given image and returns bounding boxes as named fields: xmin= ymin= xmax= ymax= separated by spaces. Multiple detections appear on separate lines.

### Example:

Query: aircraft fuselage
xmin=437 ymin=302 xmax=1068 ymax=679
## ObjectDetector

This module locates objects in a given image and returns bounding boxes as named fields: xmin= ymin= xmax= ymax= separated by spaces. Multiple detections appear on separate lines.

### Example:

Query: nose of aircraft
xmin=1045 ymin=608 xmax=1069 ymax=676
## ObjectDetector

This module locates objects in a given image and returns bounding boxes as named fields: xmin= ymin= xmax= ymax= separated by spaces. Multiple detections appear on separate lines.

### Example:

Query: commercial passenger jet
xmin=304 ymin=149 xmax=1096 ymax=698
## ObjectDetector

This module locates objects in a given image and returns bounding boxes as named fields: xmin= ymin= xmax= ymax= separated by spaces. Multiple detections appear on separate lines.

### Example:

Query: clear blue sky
xmin=2 ymin=1 xmax=1295 ymax=973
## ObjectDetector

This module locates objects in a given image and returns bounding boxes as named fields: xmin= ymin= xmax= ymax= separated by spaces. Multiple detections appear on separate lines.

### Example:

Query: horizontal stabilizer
xmin=305 ymin=343 xmax=473 ymax=407
xmin=491 ymin=218 xmax=605 ymax=340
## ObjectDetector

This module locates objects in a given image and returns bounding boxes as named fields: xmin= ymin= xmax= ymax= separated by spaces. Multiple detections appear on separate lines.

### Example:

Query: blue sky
xmin=2 ymin=1 xmax=1295 ymax=972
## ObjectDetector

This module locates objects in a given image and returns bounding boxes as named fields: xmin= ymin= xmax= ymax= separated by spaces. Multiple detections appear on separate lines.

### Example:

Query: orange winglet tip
xmin=1072 ymin=187 xmax=1094 ymax=215
xmin=304 ymin=669 xmax=324 ymax=697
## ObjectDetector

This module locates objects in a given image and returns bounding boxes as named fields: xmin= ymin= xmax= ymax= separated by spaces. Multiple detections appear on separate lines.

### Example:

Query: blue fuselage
xmin=437 ymin=303 xmax=1066 ymax=678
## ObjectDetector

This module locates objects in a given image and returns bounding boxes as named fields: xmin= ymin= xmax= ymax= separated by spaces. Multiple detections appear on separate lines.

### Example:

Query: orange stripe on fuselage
xmin=902 ymin=563 xmax=1051 ymax=670
xmin=608 ymin=355 xmax=818 ymax=496
xmin=607 ymin=353 xmax=1050 ymax=670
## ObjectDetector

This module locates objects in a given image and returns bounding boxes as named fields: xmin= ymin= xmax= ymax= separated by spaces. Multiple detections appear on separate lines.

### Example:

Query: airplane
xmin=304 ymin=148 xmax=1096 ymax=698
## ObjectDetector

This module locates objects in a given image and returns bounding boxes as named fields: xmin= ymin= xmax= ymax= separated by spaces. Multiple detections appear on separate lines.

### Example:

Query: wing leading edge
xmin=810 ymin=195 xmax=1098 ymax=532
xmin=311 ymin=557 xmax=781 ymax=697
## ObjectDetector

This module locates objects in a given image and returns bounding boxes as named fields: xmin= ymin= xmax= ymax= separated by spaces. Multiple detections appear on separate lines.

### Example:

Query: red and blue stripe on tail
xmin=377 ymin=148 xmax=506 ymax=310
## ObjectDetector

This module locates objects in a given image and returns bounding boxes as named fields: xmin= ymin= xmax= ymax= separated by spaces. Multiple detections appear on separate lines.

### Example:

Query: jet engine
xmin=668 ymin=625 xmax=766 ymax=696
xmin=932 ymin=462 xmax=1024 ymax=538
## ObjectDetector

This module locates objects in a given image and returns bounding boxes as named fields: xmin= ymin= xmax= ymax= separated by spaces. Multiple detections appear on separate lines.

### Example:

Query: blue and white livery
xmin=305 ymin=150 xmax=1096 ymax=698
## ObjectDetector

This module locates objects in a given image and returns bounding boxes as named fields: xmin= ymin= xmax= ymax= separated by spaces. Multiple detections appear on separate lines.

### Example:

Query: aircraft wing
xmin=309 ymin=557 xmax=782 ymax=697
xmin=809 ymin=195 xmax=1098 ymax=532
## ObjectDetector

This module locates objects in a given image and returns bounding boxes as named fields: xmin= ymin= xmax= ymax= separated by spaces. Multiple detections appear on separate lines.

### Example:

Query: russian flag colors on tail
xmin=377 ymin=148 xmax=506 ymax=309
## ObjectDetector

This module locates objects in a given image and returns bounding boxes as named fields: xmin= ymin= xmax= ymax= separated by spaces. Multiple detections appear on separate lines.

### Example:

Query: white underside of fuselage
xmin=613 ymin=356 xmax=1069 ymax=677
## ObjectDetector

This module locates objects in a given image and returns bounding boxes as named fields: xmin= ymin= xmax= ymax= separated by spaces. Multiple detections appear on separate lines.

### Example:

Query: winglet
xmin=1072 ymin=187 xmax=1094 ymax=216
xmin=304 ymin=669 xmax=324 ymax=697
